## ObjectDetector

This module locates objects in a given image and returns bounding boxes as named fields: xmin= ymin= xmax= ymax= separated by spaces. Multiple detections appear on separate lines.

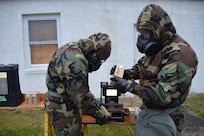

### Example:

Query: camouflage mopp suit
xmin=111 ymin=4 xmax=198 ymax=136
xmin=44 ymin=33 xmax=111 ymax=136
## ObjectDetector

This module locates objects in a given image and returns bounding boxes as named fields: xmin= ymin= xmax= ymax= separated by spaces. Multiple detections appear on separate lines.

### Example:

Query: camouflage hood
xmin=77 ymin=33 xmax=111 ymax=61
xmin=136 ymin=4 xmax=176 ymax=48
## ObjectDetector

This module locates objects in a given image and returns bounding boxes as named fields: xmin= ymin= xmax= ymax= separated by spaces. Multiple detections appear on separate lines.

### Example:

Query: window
xmin=29 ymin=20 xmax=57 ymax=64
xmin=23 ymin=14 xmax=60 ymax=70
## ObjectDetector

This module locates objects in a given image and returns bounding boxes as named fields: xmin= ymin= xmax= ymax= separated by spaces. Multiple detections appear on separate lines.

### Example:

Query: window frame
xmin=23 ymin=13 xmax=61 ymax=72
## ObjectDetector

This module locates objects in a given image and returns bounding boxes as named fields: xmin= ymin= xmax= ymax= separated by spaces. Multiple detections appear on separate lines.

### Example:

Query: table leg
xmin=49 ymin=118 xmax=55 ymax=136
xmin=44 ymin=110 xmax=49 ymax=136
xmin=83 ymin=124 xmax=88 ymax=136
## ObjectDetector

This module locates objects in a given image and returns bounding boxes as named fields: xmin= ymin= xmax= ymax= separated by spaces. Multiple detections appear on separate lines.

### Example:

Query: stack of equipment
xmin=100 ymin=82 xmax=125 ymax=122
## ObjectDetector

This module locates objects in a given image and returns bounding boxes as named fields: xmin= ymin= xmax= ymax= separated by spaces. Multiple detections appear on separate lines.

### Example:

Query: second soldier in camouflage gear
xmin=111 ymin=4 xmax=198 ymax=136
xmin=44 ymin=33 xmax=111 ymax=136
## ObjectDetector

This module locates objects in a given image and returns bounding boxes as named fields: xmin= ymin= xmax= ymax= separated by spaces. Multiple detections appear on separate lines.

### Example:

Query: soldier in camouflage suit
xmin=44 ymin=33 xmax=111 ymax=136
xmin=111 ymin=4 xmax=198 ymax=136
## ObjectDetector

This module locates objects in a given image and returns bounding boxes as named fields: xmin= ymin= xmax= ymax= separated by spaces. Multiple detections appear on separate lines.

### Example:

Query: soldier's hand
xmin=123 ymin=69 xmax=132 ymax=79
xmin=96 ymin=115 xmax=111 ymax=125
xmin=110 ymin=77 xmax=128 ymax=93
xmin=95 ymin=99 xmax=103 ymax=108
xmin=110 ymin=65 xmax=117 ymax=75
xmin=110 ymin=77 xmax=137 ymax=93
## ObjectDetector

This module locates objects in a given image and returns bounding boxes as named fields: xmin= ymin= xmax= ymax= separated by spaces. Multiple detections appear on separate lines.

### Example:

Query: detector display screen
xmin=106 ymin=89 xmax=118 ymax=96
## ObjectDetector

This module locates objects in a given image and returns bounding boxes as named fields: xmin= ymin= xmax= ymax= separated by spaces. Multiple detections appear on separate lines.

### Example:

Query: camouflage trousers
xmin=44 ymin=93 xmax=83 ymax=136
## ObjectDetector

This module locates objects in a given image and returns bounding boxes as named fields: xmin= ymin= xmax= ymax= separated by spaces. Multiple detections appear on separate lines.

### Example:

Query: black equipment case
xmin=0 ymin=64 xmax=24 ymax=106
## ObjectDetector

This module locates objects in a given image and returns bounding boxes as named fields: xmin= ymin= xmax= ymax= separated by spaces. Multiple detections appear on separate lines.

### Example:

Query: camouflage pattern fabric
xmin=44 ymin=33 xmax=111 ymax=136
xmin=128 ymin=4 xmax=198 ymax=135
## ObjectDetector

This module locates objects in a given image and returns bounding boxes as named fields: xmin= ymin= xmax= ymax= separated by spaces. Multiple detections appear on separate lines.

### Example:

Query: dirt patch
xmin=183 ymin=110 xmax=204 ymax=136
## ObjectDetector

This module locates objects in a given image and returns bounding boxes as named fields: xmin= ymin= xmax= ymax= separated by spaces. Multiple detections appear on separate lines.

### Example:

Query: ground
xmin=183 ymin=110 xmax=204 ymax=136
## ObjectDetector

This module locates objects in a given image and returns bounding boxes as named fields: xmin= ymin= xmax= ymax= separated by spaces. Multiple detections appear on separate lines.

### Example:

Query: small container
xmin=135 ymin=107 xmax=141 ymax=117
xmin=128 ymin=107 xmax=136 ymax=121
xmin=25 ymin=91 xmax=40 ymax=105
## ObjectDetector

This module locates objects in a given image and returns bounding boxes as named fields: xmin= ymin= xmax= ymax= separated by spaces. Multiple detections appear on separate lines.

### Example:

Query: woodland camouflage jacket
xmin=46 ymin=33 xmax=111 ymax=118
xmin=131 ymin=4 xmax=198 ymax=109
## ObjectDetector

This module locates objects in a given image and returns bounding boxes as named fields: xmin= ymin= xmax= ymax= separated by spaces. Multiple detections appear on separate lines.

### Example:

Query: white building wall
xmin=0 ymin=0 xmax=203 ymax=98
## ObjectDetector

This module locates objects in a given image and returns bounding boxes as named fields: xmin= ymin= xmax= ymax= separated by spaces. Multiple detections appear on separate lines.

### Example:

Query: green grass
xmin=0 ymin=109 xmax=44 ymax=136
xmin=0 ymin=93 xmax=203 ymax=136
xmin=0 ymin=109 xmax=134 ymax=136
xmin=183 ymin=93 xmax=204 ymax=118
xmin=88 ymin=124 xmax=134 ymax=136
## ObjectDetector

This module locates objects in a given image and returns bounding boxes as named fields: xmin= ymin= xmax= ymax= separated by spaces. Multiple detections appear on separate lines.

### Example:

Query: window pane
xmin=30 ymin=44 xmax=57 ymax=64
xmin=29 ymin=20 xmax=57 ymax=41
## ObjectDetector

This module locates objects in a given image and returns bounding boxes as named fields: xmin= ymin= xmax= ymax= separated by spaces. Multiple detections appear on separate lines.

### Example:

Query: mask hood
xmin=77 ymin=33 xmax=111 ymax=72
xmin=77 ymin=33 xmax=111 ymax=61
xmin=136 ymin=4 xmax=176 ymax=48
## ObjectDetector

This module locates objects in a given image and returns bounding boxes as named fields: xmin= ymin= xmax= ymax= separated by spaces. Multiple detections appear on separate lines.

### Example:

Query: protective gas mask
xmin=136 ymin=31 xmax=160 ymax=56
xmin=88 ymin=57 xmax=105 ymax=72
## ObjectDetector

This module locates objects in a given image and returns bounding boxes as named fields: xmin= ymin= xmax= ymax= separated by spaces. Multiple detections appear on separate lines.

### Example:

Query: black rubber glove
xmin=123 ymin=69 xmax=132 ymax=79
xmin=110 ymin=77 xmax=137 ymax=93
xmin=110 ymin=65 xmax=117 ymax=75
xmin=95 ymin=99 xmax=102 ymax=107
xmin=110 ymin=77 xmax=128 ymax=93
xmin=96 ymin=115 xmax=110 ymax=125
